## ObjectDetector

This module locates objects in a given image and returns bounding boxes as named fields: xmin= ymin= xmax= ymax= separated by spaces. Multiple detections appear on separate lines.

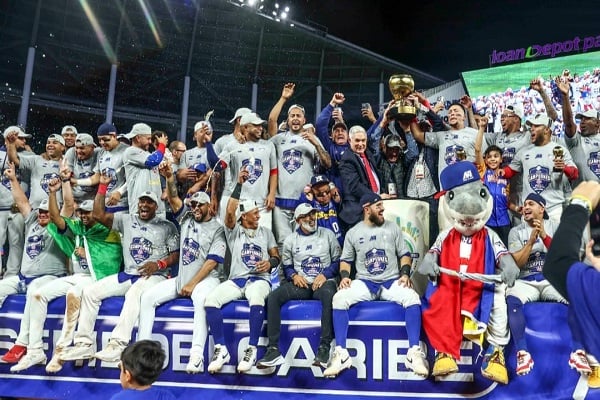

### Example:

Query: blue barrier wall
xmin=0 ymin=294 xmax=597 ymax=400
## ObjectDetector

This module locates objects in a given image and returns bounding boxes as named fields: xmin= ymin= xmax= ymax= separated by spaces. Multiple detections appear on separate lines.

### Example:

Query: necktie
xmin=359 ymin=152 xmax=379 ymax=193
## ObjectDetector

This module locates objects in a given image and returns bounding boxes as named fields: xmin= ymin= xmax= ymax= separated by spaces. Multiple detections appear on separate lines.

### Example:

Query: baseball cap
xmin=385 ymin=134 xmax=402 ymax=148
xmin=331 ymin=121 xmax=348 ymax=132
xmin=3 ymin=126 xmax=31 ymax=139
xmin=526 ymin=114 xmax=552 ymax=127
xmin=192 ymin=163 xmax=207 ymax=173
xmin=504 ymin=104 xmax=524 ymax=121
xmin=75 ymin=133 xmax=96 ymax=147
xmin=236 ymin=199 xmax=259 ymax=220
xmin=435 ymin=161 xmax=479 ymax=199
xmin=193 ymin=120 xmax=213 ymax=133
xmin=189 ymin=191 xmax=210 ymax=204
xmin=138 ymin=191 xmax=159 ymax=204
xmin=575 ymin=110 xmax=600 ymax=120
xmin=293 ymin=203 xmax=317 ymax=220
xmin=310 ymin=174 xmax=330 ymax=187
xmin=239 ymin=113 xmax=266 ymax=126
xmin=287 ymin=104 xmax=305 ymax=115
xmin=525 ymin=193 xmax=549 ymax=219
xmin=47 ymin=134 xmax=66 ymax=146
xmin=360 ymin=192 xmax=382 ymax=208
xmin=97 ymin=123 xmax=117 ymax=136
xmin=76 ymin=200 xmax=94 ymax=212
xmin=38 ymin=199 xmax=50 ymax=211
xmin=229 ymin=107 xmax=253 ymax=124
xmin=61 ymin=125 xmax=78 ymax=135
xmin=125 ymin=123 xmax=152 ymax=139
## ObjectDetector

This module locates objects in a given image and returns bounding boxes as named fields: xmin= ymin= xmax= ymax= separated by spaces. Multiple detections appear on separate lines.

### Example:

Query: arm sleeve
xmin=144 ymin=144 xmax=165 ymax=168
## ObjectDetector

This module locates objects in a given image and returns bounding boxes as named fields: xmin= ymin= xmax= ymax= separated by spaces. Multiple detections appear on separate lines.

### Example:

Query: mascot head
xmin=436 ymin=161 xmax=493 ymax=236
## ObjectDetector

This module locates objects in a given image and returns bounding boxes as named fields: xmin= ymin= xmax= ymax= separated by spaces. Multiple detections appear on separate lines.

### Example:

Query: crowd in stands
xmin=0 ymin=72 xmax=599 ymax=392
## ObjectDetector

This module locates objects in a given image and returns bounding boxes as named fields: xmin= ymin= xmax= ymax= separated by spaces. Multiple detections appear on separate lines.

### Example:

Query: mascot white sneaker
xmin=418 ymin=161 xmax=519 ymax=384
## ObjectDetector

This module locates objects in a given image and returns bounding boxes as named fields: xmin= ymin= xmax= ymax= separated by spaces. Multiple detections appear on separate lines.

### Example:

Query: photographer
xmin=544 ymin=180 xmax=600 ymax=388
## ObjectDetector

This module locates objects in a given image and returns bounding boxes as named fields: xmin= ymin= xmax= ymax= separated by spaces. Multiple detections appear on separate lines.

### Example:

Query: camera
xmin=361 ymin=103 xmax=371 ymax=111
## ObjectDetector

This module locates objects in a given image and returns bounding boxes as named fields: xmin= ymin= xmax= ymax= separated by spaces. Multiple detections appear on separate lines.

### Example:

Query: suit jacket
xmin=339 ymin=149 xmax=380 ymax=227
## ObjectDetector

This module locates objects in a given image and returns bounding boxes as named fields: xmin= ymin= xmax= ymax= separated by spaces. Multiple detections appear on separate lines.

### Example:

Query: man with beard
xmin=257 ymin=203 xmax=341 ymax=369
xmin=59 ymin=175 xmax=179 ymax=363
xmin=123 ymin=123 xmax=167 ymax=216
xmin=323 ymin=193 xmax=428 ymax=378
xmin=7 ymin=170 xmax=122 ymax=372
xmin=0 ymin=165 xmax=68 ymax=365
xmin=137 ymin=163 xmax=226 ymax=374
xmin=501 ymin=114 xmax=578 ymax=222
xmin=65 ymin=133 xmax=100 ymax=204
xmin=204 ymin=168 xmax=279 ymax=374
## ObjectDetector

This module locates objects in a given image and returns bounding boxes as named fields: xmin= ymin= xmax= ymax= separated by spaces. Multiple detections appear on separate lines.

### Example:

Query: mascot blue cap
xmin=435 ymin=161 xmax=480 ymax=199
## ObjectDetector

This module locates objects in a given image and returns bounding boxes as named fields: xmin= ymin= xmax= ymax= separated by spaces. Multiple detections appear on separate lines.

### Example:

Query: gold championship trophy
xmin=388 ymin=74 xmax=416 ymax=120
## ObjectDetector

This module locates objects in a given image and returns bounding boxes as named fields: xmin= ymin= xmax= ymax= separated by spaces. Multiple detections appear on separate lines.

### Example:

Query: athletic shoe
xmin=405 ymin=345 xmax=429 ymax=376
xmin=323 ymin=346 xmax=351 ymax=377
xmin=569 ymin=349 xmax=592 ymax=375
xmin=59 ymin=343 xmax=95 ymax=361
xmin=516 ymin=350 xmax=534 ymax=375
xmin=257 ymin=346 xmax=284 ymax=368
xmin=313 ymin=345 xmax=330 ymax=368
xmin=1 ymin=344 xmax=27 ymax=364
xmin=481 ymin=346 xmax=508 ymax=384
xmin=95 ymin=341 xmax=126 ymax=363
xmin=186 ymin=353 xmax=203 ymax=374
xmin=432 ymin=352 xmax=458 ymax=376
xmin=237 ymin=345 xmax=257 ymax=373
xmin=46 ymin=350 xmax=65 ymax=373
xmin=10 ymin=350 xmax=47 ymax=372
xmin=589 ymin=366 xmax=600 ymax=389
xmin=207 ymin=344 xmax=230 ymax=374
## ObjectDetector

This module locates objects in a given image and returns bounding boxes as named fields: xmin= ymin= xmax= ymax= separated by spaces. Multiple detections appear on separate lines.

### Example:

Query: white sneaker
xmin=46 ymin=350 xmax=65 ymax=373
xmin=186 ymin=353 xmax=204 ymax=374
xmin=59 ymin=343 xmax=95 ymax=361
xmin=10 ymin=350 xmax=47 ymax=372
xmin=323 ymin=346 xmax=351 ymax=377
xmin=405 ymin=345 xmax=429 ymax=376
xmin=95 ymin=341 xmax=126 ymax=363
xmin=237 ymin=345 xmax=257 ymax=373
xmin=207 ymin=345 xmax=230 ymax=374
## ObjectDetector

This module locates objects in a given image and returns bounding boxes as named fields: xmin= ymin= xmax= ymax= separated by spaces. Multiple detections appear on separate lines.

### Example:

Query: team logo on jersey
xmin=241 ymin=243 xmax=262 ymax=270
xmin=528 ymin=165 xmax=551 ymax=194
xmin=78 ymin=171 xmax=96 ymax=192
xmin=102 ymin=167 xmax=118 ymax=192
xmin=526 ymin=251 xmax=545 ymax=274
xmin=364 ymin=249 xmax=388 ymax=275
xmin=129 ymin=237 xmax=152 ymax=264
xmin=1 ymin=174 xmax=11 ymax=190
xmin=588 ymin=152 xmax=600 ymax=178
xmin=25 ymin=234 xmax=45 ymax=259
xmin=444 ymin=145 xmax=464 ymax=166
xmin=78 ymin=256 xmax=89 ymax=270
xmin=502 ymin=147 xmax=516 ymax=165
xmin=300 ymin=256 xmax=323 ymax=277
xmin=182 ymin=238 xmax=200 ymax=265
xmin=282 ymin=149 xmax=303 ymax=174
xmin=242 ymin=158 xmax=263 ymax=184
xmin=40 ymin=172 xmax=61 ymax=194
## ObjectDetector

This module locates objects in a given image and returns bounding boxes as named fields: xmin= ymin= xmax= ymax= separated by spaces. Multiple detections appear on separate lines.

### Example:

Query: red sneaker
xmin=1 ymin=344 xmax=27 ymax=363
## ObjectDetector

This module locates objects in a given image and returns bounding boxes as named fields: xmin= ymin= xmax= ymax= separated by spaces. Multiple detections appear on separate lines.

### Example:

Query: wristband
xmin=269 ymin=256 xmax=280 ymax=270
xmin=340 ymin=270 xmax=350 ymax=280
xmin=570 ymin=195 xmax=592 ymax=213
xmin=77 ymin=177 xmax=93 ymax=186
xmin=231 ymin=183 xmax=242 ymax=200
xmin=400 ymin=264 xmax=411 ymax=277
xmin=157 ymin=259 xmax=167 ymax=270
xmin=97 ymin=184 xmax=108 ymax=196
xmin=61 ymin=178 xmax=70 ymax=183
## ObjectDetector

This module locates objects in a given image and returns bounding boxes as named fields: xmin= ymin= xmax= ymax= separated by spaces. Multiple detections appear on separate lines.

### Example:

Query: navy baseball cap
xmin=360 ymin=192 xmax=382 ymax=208
xmin=192 ymin=163 xmax=207 ymax=173
xmin=97 ymin=123 xmax=117 ymax=136
xmin=310 ymin=174 xmax=330 ymax=187
xmin=525 ymin=193 xmax=549 ymax=219
xmin=435 ymin=161 xmax=480 ymax=199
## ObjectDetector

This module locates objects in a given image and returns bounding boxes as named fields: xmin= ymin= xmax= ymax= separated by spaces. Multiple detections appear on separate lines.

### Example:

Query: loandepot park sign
xmin=489 ymin=34 xmax=600 ymax=65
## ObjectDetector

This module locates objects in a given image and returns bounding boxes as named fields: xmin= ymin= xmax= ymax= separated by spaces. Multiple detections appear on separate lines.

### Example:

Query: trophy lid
xmin=389 ymin=74 xmax=415 ymax=99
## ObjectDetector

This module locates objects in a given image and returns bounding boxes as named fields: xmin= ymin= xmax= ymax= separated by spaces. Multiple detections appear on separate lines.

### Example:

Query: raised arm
xmin=267 ymin=82 xmax=295 ymax=138
xmin=530 ymin=77 xmax=559 ymax=121
xmin=4 ymin=131 xmax=20 ymax=168
xmin=159 ymin=162 xmax=183 ymax=214
xmin=225 ymin=167 xmax=249 ymax=229
xmin=48 ymin=177 xmax=66 ymax=230
xmin=556 ymin=78 xmax=577 ymax=138
xmin=4 ymin=162 xmax=29 ymax=216
xmin=93 ymin=172 xmax=115 ymax=228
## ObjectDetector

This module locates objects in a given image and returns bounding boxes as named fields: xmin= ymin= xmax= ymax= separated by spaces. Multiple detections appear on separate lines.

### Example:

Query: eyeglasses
xmin=314 ymin=189 xmax=330 ymax=198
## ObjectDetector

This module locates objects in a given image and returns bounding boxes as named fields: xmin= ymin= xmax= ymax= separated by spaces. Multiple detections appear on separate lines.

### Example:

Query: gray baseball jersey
xmin=21 ymin=211 xmax=67 ymax=278
xmin=65 ymin=147 xmax=100 ymax=203
xmin=565 ymin=133 xmax=600 ymax=183
xmin=112 ymin=214 xmax=179 ymax=275
xmin=181 ymin=146 xmax=208 ymax=169
xmin=177 ymin=210 xmax=226 ymax=292
xmin=123 ymin=146 xmax=165 ymax=215
xmin=225 ymin=224 xmax=277 ymax=281
xmin=425 ymin=127 xmax=480 ymax=179
xmin=94 ymin=143 xmax=129 ymax=211
xmin=18 ymin=155 xmax=63 ymax=209
xmin=282 ymin=227 xmax=341 ymax=284
xmin=508 ymin=219 xmax=558 ymax=279
xmin=341 ymin=220 xmax=409 ymax=283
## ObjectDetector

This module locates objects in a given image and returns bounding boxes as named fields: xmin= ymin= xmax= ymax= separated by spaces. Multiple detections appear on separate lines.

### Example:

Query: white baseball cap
xmin=239 ymin=113 xmax=266 ymax=126
xmin=125 ymin=123 xmax=152 ymax=139
xmin=229 ymin=107 xmax=252 ymax=124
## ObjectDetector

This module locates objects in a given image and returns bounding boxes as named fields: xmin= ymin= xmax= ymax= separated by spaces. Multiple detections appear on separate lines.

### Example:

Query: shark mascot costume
xmin=418 ymin=161 xmax=519 ymax=384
